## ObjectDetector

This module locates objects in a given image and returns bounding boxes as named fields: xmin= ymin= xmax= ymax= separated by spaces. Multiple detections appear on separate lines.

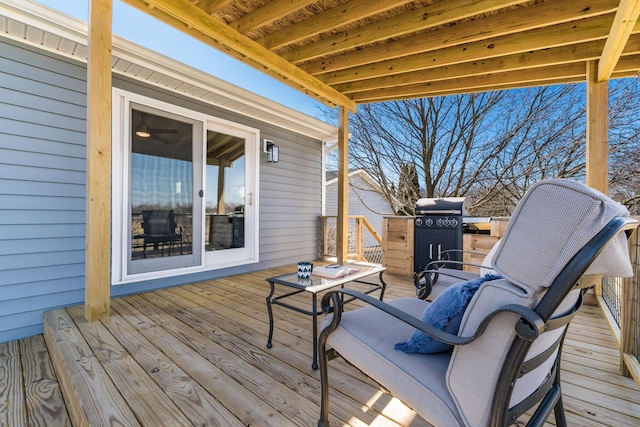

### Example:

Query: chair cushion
xmin=322 ymin=298 xmax=465 ymax=426
xmin=427 ymin=269 xmax=479 ymax=300
xmin=491 ymin=179 xmax=631 ymax=293
xmin=447 ymin=278 xmax=537 ymax=426
xmin=447 ymin=280 xmax=581 ymax=427
xmin=395 ymin=273 xmax=501 ymax=354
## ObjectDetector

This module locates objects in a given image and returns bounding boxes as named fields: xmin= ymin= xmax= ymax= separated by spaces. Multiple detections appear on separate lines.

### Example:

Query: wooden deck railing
xmin=319 ymin=216 xmax=382 ymax=264
xmin=599 ymin=222 xmax=640 ymax=388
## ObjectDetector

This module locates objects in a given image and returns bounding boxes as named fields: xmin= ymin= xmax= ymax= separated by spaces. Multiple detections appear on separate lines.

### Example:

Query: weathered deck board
xmin=19 ymin=335 xmax=71 ymax=427
xmin=1 ymin=267 xmax=638 ymax=426
xmin=65 ymin=305 xmax=195 ymax=427
xmin=0 ymin=340 xmax=26 ymax=426
xmin=43 ymin=309 xmax=141 ymax=427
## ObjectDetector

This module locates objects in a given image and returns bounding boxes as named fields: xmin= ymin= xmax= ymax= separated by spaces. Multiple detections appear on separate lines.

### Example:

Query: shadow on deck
xmin=2 ymin=266 xmax=640 ymax=426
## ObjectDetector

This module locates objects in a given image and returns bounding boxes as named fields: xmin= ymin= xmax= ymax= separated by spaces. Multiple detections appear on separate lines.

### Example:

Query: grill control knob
xmin=436 ymin=218 xmax=444 ymax=227
xmin=415 ymin=218 xmax=423 ymax=226
xmin=451 ymin=219 xmax=458 ymax=227
xmin=425 ymin=218 xmax=433 ymax=227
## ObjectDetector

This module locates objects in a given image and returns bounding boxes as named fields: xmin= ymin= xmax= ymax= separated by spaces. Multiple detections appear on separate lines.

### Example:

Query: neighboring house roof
xmin=325 ymin=168 xmax=361 ymax=184
xmin=0 ymin=0 xmax=337 ymax=142
xmin=325 ymin=168 xmax=399 ymax=210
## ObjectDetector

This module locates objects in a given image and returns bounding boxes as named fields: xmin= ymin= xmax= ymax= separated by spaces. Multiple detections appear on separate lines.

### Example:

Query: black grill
xmin=413 ymin=197 xmax=467 ymax=273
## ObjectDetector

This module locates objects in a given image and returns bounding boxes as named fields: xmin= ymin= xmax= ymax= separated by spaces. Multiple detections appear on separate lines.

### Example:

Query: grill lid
xmin=415 ymin=197 xmax=468 ymax=216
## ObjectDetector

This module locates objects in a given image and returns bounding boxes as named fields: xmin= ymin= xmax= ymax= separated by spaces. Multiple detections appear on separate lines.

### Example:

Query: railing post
xmin=356 ymin=217 xmax=364 ymax=261
xmin=620 ymin=226 xmax=638 ymax=376
xmin=319 ymin=216 xmax=328 ymax=260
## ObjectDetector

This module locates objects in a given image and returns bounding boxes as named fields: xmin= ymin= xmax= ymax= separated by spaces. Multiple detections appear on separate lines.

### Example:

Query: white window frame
xmin=111 ymin=88 xmax=260 ymax=285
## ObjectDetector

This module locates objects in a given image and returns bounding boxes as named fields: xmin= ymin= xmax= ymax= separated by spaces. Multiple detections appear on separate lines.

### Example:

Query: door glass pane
xmin=130 ymin=108 xmax=193 ymax=262
xmin=205 ymin=130 xmax=245 ymax=252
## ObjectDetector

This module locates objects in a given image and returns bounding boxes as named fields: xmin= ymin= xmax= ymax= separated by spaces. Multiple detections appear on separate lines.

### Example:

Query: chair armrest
xmin=439 ymin=248 xmax=488 ymax=259
xmin=414 ymin=263 xmax=484 ymax=299
xmin=424 ymin=258 xmax=486 ymax=273
xmin=320 ymin=288 xmax=546 ymax=346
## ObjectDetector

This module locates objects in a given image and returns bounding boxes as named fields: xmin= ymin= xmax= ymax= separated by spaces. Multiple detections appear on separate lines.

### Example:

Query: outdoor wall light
xmin=263 ymin=139 xmax=279 ymax=163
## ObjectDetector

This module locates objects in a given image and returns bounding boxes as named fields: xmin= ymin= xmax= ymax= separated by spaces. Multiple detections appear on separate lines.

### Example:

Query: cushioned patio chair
xmin=141 ymin=209 xmax=183 ymax=257
xmin=317 ymin=179 xmax=636 ymax=427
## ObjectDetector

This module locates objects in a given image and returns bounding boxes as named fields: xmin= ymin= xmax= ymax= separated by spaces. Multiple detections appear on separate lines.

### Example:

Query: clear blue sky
xmin=34 ymin=0 xmax=325 ymax=118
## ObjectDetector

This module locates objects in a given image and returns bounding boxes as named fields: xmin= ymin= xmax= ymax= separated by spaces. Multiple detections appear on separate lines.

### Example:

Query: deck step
xmin=43 ymin=308 xmax=140 ymax=427
xmin=0 ymin=335 xmax=71 ymax=426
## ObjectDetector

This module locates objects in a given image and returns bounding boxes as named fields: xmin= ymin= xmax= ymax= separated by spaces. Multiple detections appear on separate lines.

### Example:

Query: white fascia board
xmin=112 ymin=37 xmax=337 ymax=140
xmin=1 ymin=0 xmax=88 ymax=45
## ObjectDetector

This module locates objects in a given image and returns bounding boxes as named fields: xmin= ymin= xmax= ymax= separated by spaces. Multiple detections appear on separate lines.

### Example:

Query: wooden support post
xmin=85 ymin=0 xmax=113 ymax=321
xmin=585 ymin=60 xmax=609 ymax=195
xmin=217 ymin=165 xmax=225 ymax=214
xmin=336 ymin=106 xmax=349 ymax=263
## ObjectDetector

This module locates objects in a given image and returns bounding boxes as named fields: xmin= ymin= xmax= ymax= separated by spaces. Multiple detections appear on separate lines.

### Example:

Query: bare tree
xmin=321 ymin=78 xmax=640 ymax=216
xmin=609 ymin=79 xmax=640 ymax=214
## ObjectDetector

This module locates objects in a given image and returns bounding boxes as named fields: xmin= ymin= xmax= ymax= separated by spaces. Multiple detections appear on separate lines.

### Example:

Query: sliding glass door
xmin=112 ymin=90 xmax=258 ymax=284
xmin=127 ymin=105 xmax=202 ymax=274
xmin=204 ymin=123 xmax=257 ymax=266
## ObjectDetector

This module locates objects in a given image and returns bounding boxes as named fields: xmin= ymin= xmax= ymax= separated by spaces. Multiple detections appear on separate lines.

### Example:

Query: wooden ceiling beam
xmin=613 ymin=53 xmax=640 ymax=73
xmin=281 ymin=0 xmax=526 ymax=62
xmin=230 ymin=0 xmax=317 ymax=34
xmin=598 ymin=0 xmax=640 ymax=80
xmin=334 ymin=40 xmax=611 ymax=94
xmin=352 ymin=63 xmax=587 ymax=103
xmin=335 ymin=33 xmax=640 ymax=94
xmin=123 ymin=0 xmax=357 ymax=111
xmin=293 ymin=0 xmax=618 ymax=72
xmin=257 ymin=0 xmax=411 ymax=50
xmin=358 ymin=78 xmax=580 ymax=103
xmin=195 ymin=0 xmax=233 ymax=16
xmin=318 ymin=14 xmax=615 ymax=85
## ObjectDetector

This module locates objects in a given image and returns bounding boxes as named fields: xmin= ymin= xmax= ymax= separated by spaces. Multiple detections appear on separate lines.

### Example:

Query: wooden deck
xmin=2 ymin=266 xmax=640 ymax=426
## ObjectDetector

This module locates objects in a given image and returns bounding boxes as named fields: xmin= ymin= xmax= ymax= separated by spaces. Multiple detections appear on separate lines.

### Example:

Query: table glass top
xmin=268 ymin=264 xmax=385 ymax=293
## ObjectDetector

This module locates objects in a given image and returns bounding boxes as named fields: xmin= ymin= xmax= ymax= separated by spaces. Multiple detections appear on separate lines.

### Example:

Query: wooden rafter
xmin=284 ymin=0 xmax=533 ymax=63
xmin=256 ymin=0 xmax=413 ymax=50
xmin=231 ymin=0 xmax=318 ymax=33
xmin=351 ymin=63 xmax=588 ymax=103
xmin=334 ymin=40 xmax=608 ymax=94
xmin=336 ymin=32 xmax=640 ymax=100
xmin=598 ymin=0 xmax=640 ymax=80
xmin=127 ymin=0 xmax=357 ymax=111
xmin=196 ymin=0 xmax=234 ymax=16
xmin=295 ymin=0 xmax=617 ymax=72
xmin=317 ymin=15 xmax=616 ymax=84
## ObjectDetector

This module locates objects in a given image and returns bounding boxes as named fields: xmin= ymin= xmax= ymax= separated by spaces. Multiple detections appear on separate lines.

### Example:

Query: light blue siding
xmin=0 ymin=39 xmax=87 ymax=343
xmin=0 ymin=37 xmax=326 ymax=343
